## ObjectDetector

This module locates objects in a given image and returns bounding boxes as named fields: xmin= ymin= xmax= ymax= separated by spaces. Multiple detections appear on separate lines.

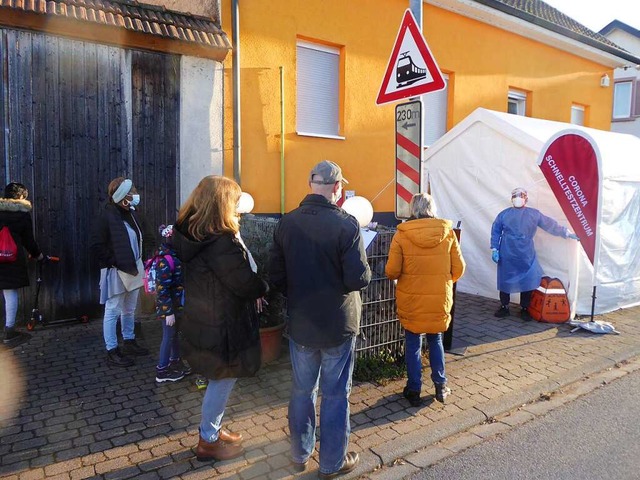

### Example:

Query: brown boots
xmin=218 ymin=429 xmax=243 ymax=444
xmin=195 ymin=430 xmax=244 ymax=462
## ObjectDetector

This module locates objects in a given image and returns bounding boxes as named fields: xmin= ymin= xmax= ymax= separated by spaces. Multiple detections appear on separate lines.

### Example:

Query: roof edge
xmin=0 ymin=1 xmax=231 ymax=61
xmin=599 ymin=20 xmax=640 ymax=39
xmin=427 ymin=0 xmax=640 ymax=67
xmin=0 ymin=8 xmax=231 ymax=61
xmin=470 ymin=0 xmax=640 ymax=65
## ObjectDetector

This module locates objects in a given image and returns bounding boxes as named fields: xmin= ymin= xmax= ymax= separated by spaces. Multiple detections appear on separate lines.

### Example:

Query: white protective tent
xmin=423 ymin=108 xmax=640 ymax=315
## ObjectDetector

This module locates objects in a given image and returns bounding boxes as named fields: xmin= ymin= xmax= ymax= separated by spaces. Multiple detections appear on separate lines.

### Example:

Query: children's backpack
xmin=144 ymin=254 xmax=175 ymax=294
xmin=0 ymin=226 xmax=18 ymax=263
xmin=529 ymin=276 xmax=571 ymax=323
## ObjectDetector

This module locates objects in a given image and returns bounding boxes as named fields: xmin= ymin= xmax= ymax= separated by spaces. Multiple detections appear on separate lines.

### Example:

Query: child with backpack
xmin=149 ymin=224 xmax=190 ymax=383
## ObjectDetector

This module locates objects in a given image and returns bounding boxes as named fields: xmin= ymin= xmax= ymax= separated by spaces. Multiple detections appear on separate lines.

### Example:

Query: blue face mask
xmin=130 ymin=194 xmax=140 ymax=207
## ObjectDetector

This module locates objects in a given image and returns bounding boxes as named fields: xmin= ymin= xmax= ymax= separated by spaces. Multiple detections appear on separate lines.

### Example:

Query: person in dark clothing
xmin=0 ymin=183 xmax=43 ymax=343
xmin=152 ymin=224 xmax=188 ymax=383
xmin=90 ymin=178 xmax=153 ymax=367
xmin=172 ymin=175 xmax=268 ymax=463
xmin=269 ymin=160 xmax=371 ymax=478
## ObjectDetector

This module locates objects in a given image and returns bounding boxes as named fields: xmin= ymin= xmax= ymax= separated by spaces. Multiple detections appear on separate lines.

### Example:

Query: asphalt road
xmin=412 ymin=369 xmax=640 ymax=480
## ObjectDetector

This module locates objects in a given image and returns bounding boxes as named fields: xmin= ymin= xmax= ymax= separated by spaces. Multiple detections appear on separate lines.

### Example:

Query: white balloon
xmin=237 ymin=192 xmax=255 ymax=214
xmin=342 ymin=196 xmax=374 ymax=228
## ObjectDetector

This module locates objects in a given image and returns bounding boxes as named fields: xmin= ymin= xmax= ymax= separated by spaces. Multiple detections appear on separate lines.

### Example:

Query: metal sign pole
xmin=409 ymin=0 xmax=422 ymax=29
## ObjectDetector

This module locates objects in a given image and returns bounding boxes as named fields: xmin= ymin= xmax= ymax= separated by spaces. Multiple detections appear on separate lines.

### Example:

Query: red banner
xmin=538 ymin=132 xmax=600 ymax=266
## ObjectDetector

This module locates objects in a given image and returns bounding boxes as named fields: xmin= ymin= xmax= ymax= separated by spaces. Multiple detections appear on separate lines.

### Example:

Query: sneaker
xmin=107 ymin=347 xmax=134 ymax=367
xmin=435 ymin=383 xmax=451 ymax=403
xmin=318 ymin=452 xmax=359 ymax=479
xmin=121 ymin=339 xmax=149 ymax=356
xmin=520 ymin=308 xmax=532 ymax=321
xmin=195 ymin=377 xmax=208 ymax=390
xmin=170 ymin=358 xmax=192 ymax=376
xmin=156 ymin=368 xmax=185 ymax=383
xmin=494 ymin=306 xmax=510 ymax=318
xmin=402 ymin=386 xmax=422 ymax=407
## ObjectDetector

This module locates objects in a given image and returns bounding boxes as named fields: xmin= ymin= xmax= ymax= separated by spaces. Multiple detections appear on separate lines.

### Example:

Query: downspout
xmin=280 ymin=66 xmax=285 ymax=215
xmin=232 ymin=0 xmax=241 ymax=185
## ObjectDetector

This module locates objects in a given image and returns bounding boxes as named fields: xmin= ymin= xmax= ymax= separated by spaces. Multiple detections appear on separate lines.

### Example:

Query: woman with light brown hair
xmin=172 ymin=175 xmax=268 ymax=462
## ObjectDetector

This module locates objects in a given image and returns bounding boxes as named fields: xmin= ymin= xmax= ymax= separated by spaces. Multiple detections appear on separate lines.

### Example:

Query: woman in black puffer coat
xmin=0 ymin=183 xmax=43 ymax=343
xmin=172 ymin=175 xmax=268 ymax=463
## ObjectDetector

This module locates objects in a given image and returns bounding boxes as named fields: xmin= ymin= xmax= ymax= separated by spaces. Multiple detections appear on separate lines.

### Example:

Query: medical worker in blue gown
xmin=490 ymin=187 xmax=579 ymax=321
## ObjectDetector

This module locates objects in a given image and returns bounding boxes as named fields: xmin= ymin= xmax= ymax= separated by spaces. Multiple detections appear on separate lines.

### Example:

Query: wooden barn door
xmin=0 ymin=28 xmax=179 ymax=324
xmin=131 ymin=51 xmax=180 ymax=240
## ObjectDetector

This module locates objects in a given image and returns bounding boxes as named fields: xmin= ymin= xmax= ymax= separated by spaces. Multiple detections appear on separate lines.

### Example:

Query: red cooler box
xmin=529 ymin=277 xmax=570 ymax=323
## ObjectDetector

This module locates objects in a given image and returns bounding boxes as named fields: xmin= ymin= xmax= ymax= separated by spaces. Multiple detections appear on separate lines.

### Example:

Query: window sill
xmin=297 ymin=131 xmax=346 ymax=140
xmin=611 ymin=117 xmax=637 ymax=122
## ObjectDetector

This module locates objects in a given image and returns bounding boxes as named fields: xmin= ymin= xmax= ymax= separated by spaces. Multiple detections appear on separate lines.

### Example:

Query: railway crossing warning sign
xmin=376 ymin=9 xmax=445 ymax=105
xmin=395 ymin=100 xmax=422 ymax=219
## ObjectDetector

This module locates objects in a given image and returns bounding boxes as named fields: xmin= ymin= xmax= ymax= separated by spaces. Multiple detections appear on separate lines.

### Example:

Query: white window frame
xmin=296 ymin=40 xmax=344 ymax=139
xmin=612 ymin=80 xmax=633 ymax=120
xmin=508 ymin=89 xmax=527 ymax=116
xmin=422 ymin=73 xmax=449 ymax=147
xmin=570 ymin=104 xmax=585 ymax=126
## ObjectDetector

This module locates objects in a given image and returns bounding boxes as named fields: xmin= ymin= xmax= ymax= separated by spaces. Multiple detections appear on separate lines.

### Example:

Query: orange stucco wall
xmin=220 ymin=1 xmax=613 ymax=214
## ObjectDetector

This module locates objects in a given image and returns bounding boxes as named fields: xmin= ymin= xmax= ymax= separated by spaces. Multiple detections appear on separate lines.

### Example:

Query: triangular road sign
xmin=376 ymin=9 xmax=446 ymax=105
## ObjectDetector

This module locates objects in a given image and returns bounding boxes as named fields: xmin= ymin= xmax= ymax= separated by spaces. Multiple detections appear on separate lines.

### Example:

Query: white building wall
xmin=606 ymin=30 xmax=640 ymax=54
xmin=604 ymin=29 xmax=640 ymax=138
xmin=179 ymin=56 xmax=225 ymax=204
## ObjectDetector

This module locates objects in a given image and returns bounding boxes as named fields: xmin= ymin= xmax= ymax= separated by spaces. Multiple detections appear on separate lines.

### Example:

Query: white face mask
xmin=512 ymin=197 xmax=526 ymax=208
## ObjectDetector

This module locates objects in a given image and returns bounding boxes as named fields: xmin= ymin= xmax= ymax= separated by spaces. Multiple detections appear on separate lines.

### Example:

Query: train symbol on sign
xmin=396 ymin=52 xmax=427 ymax=88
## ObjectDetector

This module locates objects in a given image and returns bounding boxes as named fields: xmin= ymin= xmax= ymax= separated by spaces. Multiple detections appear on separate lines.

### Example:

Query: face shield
xmin=511 ymin=188 xmax=527 ymax=208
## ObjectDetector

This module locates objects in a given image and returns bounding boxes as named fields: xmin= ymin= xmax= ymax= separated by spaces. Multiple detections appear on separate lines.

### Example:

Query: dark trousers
xmin=500 ymin=290 xmax=532 ymax=309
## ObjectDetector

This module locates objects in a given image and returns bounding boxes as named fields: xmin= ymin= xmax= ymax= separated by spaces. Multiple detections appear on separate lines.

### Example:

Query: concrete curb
xmin=356 ymin=347 xmax=640 ymax=479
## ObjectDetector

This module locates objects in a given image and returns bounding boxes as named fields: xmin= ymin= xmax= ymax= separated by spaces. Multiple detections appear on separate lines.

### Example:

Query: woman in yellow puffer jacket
xmin=385 ymin=193 xmax=465 ymax=406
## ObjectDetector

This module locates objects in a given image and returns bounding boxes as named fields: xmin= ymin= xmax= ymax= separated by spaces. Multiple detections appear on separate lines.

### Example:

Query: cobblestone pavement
xmin=1 ymin=292 xmax=639 ymax=480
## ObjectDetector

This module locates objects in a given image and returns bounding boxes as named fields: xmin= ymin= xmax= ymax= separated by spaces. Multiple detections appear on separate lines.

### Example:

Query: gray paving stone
xmin=2 ymin=299 xmax=639 ymax=480
xmin=111 ymin=432 xmax=144 ymax=447
xmin=88 ymin=440 xmax=113 ymax=453
xmin=155 ymin=457 xmax=192 ymax=479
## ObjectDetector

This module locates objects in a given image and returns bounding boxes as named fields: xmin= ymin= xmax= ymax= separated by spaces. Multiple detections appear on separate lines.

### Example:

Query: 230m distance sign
xmin=395 ymin=100 xmax=422 ymax=219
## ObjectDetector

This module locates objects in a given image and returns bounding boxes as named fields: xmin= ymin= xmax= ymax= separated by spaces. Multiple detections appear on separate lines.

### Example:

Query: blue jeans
xmin=157 ymin=320 xmax=180 ymax=369
xmin=405 ymin=331 xmax=446 ymax=391
xmin=288 ymin=336 xmax=355 ymax=474
xmin=103 ymin=289 xmax=140 ymax=350
xmin=200 ymin=377 xmax=237 ymax=442
xmin=2 ymin=289 xmax=18 ymax=328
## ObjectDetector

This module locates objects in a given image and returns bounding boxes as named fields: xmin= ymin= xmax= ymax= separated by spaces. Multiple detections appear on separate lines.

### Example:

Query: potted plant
xmin=240 ymin=216 xmax=287 ymax=364
xmin=257 ymin=290 xmax=287 ymax=363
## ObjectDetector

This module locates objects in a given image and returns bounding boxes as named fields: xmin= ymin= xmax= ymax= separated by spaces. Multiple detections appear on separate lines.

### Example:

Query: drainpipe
xmin=232 ymin=0 xmax=241 ymax=185
xmin=280 ymin=66 xmax=285 ymax=215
